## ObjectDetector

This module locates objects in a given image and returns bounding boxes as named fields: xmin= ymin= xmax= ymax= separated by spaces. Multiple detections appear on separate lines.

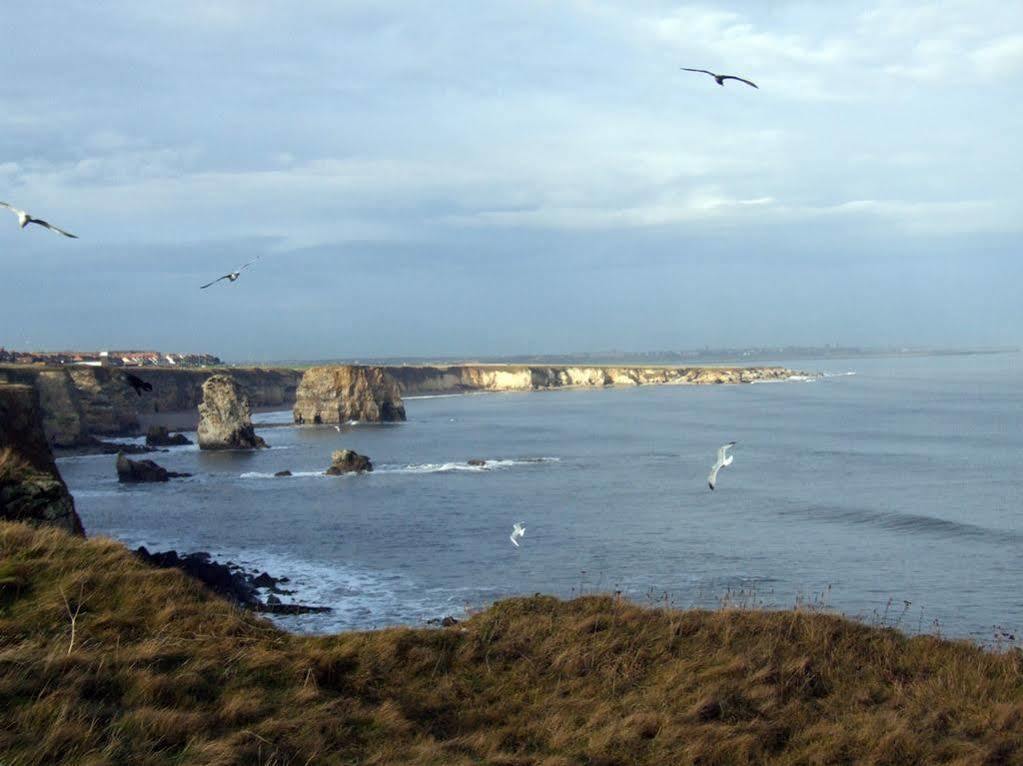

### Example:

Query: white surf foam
xmin=215 ymin=549 xmax=458 ymax=633
xmin=375 ymin=457 xmax=560 ymax=475
xmin=239 ymin=470 xmax=327 ymax=479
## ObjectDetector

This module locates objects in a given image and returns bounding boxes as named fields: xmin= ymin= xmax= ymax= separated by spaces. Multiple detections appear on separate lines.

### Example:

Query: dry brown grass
xmin=2 ymin=521 xmax=1023 ymax=765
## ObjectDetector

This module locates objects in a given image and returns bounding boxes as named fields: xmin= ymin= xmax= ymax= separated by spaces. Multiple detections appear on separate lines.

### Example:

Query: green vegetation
xmin=2 ymin=521 xmax=1022 ymax=765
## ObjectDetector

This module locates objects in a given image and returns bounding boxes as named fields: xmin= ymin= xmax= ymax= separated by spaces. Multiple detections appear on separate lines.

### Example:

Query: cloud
xmin=973 ymin=34 xmax=1023 ymax=77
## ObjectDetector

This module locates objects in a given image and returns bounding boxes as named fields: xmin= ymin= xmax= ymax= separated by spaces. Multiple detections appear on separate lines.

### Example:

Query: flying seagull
xmin=123 ymin=373 xmax=153 ymax=397
xmin=510 ymin=522 xmax=526 ymax=547
xmin=707 ymin=442 xmax=736 ymax=490
xmin=334 ymin=425 xmax=342 ymax=433
xmin=0 ymin=202 xmax=78 ymax=238
xmin=200 ymin=257 xmax=260 ymax=289
xmin=680 ymin=68 xmax=758 ymax=89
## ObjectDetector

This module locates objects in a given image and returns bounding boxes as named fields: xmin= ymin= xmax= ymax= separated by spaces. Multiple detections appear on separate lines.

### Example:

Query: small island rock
xmin=325 ymin=449 xmax=373 ymax=475
xmin=116 ymin=451 xmax=191 ymax=483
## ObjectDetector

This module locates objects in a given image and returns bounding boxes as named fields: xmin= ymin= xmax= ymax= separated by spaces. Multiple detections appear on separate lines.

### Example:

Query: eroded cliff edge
xmin=382 ymin=364 xmax=804 ymax=395
xmin=0 ymin=365 xmax=301 ymax=442
xmin=0 ymin=383 xmax=84 ymax=534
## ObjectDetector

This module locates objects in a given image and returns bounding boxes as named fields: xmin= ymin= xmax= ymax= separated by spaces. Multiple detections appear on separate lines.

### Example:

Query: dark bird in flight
xmin=124 ymin=373 xmax=153 ymax=397
xmin=680 ymin=68 xmax=758 ymax=89
xmin=200 ymin=257 xmax=260 ymax=289
xmin=0 ymin=201 xmax=78 ymax=238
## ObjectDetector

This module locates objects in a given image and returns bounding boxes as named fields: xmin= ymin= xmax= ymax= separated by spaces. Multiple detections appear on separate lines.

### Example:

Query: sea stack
xmin=197 ymin=375 xmax=268 ymax=450
xmin=293 ymin=366 xmax=406 ymax=425
xmin=0 ymin=383 xmax=85 ymax=535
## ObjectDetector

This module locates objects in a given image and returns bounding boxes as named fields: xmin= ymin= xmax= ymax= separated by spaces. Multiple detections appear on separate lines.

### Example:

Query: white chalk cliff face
xmin=293 ymin=366 xmax=406 ymax=425
xmin=197 ymin=375 xmax=268 ymax=450
xmin=383 ymin=365 xmax=804 ymax=395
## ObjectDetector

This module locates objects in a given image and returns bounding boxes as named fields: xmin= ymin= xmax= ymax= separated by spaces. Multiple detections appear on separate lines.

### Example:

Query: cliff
xmin=0 ymin=365 xmax=302 ymax=440
xmin=293 ymin=366 xmax=406 ymax=424
xmin=0 ymin=384 xmax=84 ymax=534
xmin=2 ymin=521 xmax=1021 ymax=764
xmin=383 ymin=364 xmax=804 ymax=395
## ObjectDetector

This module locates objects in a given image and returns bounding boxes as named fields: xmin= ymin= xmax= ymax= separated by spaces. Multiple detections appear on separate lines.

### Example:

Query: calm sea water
xmin=59 ymin=354 xmax=1022 ymax=641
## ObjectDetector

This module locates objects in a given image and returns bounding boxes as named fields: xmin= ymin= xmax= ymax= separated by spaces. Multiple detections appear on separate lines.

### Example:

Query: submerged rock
xmin=145 ymin=425 xmax=192 ymax=446
xmin=0 ymin=383 xmax=85 ymax=535
xmin=274 ymin=469 xmax=293 ymax=477
xmin=293 ymin=365 xmax=406 ymax=425
xmin=325 ymin=449 xmax=373 ymax=475
xmin=197 ymin=375 xmax=268 ymax=450
xmin=115 ymin=451 xmax=191 ymax=483
xmin=467 ymin=458 xmax=487 ymax=467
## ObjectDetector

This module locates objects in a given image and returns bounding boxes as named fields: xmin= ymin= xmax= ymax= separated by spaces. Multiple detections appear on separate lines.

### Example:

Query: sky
xmin=1 ymin=0 xmax=1020 ymax=361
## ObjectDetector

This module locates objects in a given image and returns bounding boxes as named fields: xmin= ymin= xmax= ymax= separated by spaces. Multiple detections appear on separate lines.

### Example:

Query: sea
xmin=57 ymin=353 xmax=1022 ymax=642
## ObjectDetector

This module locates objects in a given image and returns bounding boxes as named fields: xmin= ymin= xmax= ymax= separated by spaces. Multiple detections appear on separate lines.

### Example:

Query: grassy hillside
xmin=2 ymin=522 xmax=1022 ymax=765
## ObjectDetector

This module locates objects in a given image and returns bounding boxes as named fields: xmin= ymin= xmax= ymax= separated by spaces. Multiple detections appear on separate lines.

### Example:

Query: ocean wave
xmin=822 ymin=371 xmax=857 ymax=378
xmin=376 ymin=457 xmax=560 ymax=475
xmin=787 ymin=504 xmax=1022 ymax=545
xmin=211 ymin=549 xmax=456 ymax=633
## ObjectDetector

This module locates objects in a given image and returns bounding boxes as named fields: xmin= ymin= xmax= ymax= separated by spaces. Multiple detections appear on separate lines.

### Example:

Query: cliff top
xmin=1 ymin=520 xmax=1018 ymax=765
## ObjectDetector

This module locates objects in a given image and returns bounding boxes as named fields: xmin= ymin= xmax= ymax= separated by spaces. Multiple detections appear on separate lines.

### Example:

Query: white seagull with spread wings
xmin=681 ymin=68 xmax=758 ymax=89
xmin=510 ymin=522 xmax=526 ymax=547
xmin=0 ymin=202 xmax=78 ymax=238
xmin=707 ymin=442 xmax=736 ymax=490
xmin=200 ymin=257 xmax=260 ymax=289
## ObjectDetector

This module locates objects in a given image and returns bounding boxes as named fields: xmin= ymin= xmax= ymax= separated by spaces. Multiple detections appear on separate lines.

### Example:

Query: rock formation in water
xmin=0 ymin=383 xmax=84 ymax=535
xmin=325 ymin=449 xmax=373 ymax=475
xmin=115 ymin=451 xmax=191 ymax=483
xmin=145 ymin=425 xmax=192 ymax=446
xmin=197 ymin=375 xmax=268 ymax=450
xmin=293 ymin=366 xmax=406 ymax=425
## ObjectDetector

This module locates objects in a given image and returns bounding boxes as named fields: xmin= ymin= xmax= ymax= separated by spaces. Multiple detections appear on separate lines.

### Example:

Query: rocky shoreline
xmin=133 ymin=546 xmax=331 ymax=615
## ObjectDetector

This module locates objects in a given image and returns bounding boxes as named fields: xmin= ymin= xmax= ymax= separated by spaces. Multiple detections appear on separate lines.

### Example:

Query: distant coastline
xmin=253 ymin=345 xmax=1019 ymax=368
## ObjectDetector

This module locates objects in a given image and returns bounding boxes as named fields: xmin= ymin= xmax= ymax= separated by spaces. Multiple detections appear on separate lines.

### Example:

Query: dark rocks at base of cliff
xmin=198 ymin=375 xmax=268 ymax=450
xmin=145 ymin=425 xmax=192 ymax=446
xmin=55 ymin=436 xmax=164 ymax=457
xmin=325 ymin=449 xmax=373 ymax=475
xmin=116 ymin=451 xmax=192 ymax=483
xmin=134 ymin=546 xmax=331 ymax=614
xmin=0 ymin=383 xmax=85 ymax=535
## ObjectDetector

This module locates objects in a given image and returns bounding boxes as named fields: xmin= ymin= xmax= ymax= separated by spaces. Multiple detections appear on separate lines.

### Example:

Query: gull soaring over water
xmin=510 ymin=522 xmax=526 ymax=547
xmin=680 ymin=68 xmax=758 ymax=89
xmin=0 ymin=202 xmax=78 ymax=238
xmin=707 ymin=442 xmax=736 ymax=490
xmin=200 ymin=257 xmax=260 ymax=289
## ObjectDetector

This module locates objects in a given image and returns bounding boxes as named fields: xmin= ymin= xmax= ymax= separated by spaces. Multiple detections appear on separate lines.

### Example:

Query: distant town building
xmin=0 ymin=348 xmax=222 ymax=367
